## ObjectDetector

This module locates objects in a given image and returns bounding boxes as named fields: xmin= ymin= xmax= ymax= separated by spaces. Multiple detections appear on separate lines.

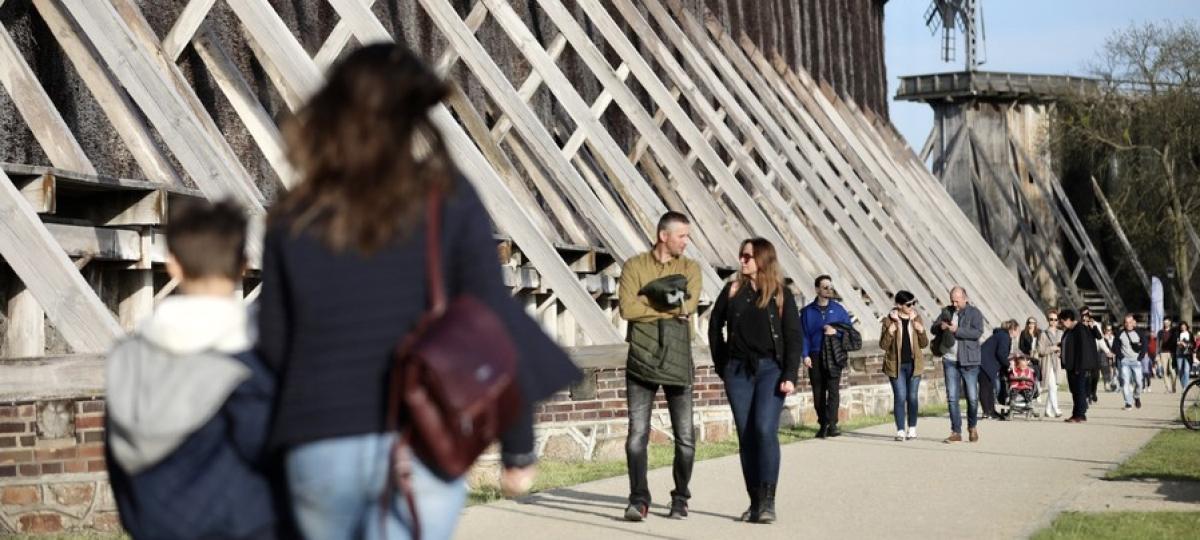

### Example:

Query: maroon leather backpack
xmin=383 ymin=188 xmax=522 ymax=538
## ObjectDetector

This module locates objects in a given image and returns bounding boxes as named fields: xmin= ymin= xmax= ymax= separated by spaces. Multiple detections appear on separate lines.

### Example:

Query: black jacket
xmin=817 ymin=322 xmax=861 ymax=375
xmin=1062 ymin=324 xmax=1100 ymax=373
xmin=257 ymin=179 xmax=579 ymax=456
xmin=107 ymin=352 xmax=288 ymax=540
xmin=709 ymin=281 xmax=804 ymax=384
xmin=980 ymin=328 xmax=1012 ymax=380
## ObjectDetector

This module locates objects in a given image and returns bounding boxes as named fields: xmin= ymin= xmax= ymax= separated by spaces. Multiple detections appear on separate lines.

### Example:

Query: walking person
xmin=1060 ymin=310 xmax=1099 ymax=422
xmin=1176 ymin=322 xmax=1193 ymax=392
xmin=801 ymin=275 xmax=855 ymax=438
xmin=980 ymin=320 xmax=1019 ymax=420
xmin=931 ymin=287 xmax=985 ymax=443
xmin=1158 ymin=318 xmax=1177 ymax=393
xmin=1041 ymin=310 xmax=1065 ymax=418
xmin=709 ymin=239 xmax=803 ymax=524
xmin=1113 ymin=314 xmax=1149 ymax=410
xmin=1080 ymin=309 xmax=1104 ymax=403
xmin=880 ymin=291 xmax=929 ymax=441
xmin=1101 ymin=325 xmax=1118 ymax=392
xmin=618 ymin=211 xmax=702 ymax=521
xmin=257 ymin=44 xmax=579 ymax=539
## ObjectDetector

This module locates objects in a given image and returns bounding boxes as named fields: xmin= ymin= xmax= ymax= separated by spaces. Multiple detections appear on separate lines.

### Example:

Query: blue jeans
xmin=287 ymin=433 xmax=467 ymax=540
xmin=723 ymin=358 xmax=785 ymax=487
xmin=889 ymin=363 xmax=921 ymax=431
xmin=943 ymin=359 xmax=979 ymax=433
xmin=1120 ymin=359 xmax=1144 ymax=406
xmin=1177 ymin=356 xmax=1192 ymax=389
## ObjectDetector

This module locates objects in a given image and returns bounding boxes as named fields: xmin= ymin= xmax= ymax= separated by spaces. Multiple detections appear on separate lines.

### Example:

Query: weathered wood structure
xmin=1 ymin=0 xmax=1043 ymax=364
xmin=896 ymin=70 xmax=1137 ymax=317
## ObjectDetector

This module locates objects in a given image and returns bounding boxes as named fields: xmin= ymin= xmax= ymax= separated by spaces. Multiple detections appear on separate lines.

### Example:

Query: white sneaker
xmin=895 ymin=430 xmax=906 ymax=441
xmin=906 ymin=426 xmax=917 ymax=439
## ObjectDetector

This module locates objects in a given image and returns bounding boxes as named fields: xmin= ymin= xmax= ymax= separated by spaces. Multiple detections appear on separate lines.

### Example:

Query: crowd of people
xmin=98 ymin=42 xmax=1198 ymax=540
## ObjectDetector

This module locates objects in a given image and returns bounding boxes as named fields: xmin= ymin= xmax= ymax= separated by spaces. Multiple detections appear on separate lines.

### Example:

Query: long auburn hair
xmin=273 ymin=43 xmax=455 ymax=254
xmin=738 ymin=238 xmax=784 ymax=310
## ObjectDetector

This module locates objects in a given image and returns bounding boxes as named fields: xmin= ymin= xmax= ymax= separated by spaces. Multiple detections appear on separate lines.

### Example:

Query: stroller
xmin=1004 ymin=357 xmax=1041 ymax=420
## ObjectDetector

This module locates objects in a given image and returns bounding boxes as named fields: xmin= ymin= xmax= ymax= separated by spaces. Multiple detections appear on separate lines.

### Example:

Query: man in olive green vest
xmin=618 ymin=212 xmax=702 ymax=522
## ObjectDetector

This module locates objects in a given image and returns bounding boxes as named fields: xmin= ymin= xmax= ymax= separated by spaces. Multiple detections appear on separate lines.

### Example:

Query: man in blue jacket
xmin=931 ymin=286 xmax=985 ymax=443
xmin=801 ymin=275 xmax=854 ymax=438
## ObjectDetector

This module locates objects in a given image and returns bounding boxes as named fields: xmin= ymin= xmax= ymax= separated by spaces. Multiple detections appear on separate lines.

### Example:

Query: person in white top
xmin=1100 ymin=325 xmax=1117 ymax=391
xmin=1041 ymin=310 xmax=1065 ymax=418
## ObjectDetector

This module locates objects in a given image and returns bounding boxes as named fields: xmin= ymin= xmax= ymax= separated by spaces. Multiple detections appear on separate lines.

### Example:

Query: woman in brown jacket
xmin=880 ymin=291 xmax=929 ymax=441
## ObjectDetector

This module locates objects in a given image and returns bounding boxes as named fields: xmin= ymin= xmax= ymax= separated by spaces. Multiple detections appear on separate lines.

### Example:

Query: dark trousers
xmin=1088 ymin=368 xmax=1101 ymax=399
xmin=808 ymin=364 xmax=841 ymax=427
xmin=1068 ymin=370 xmax=1090 ymax=419
xmin=979 ymin=371 xmax=998 ymax=416
xmin=625 ymin=375 xmax=695 ymax=506
xmin=723 ymin=358 xmax=786 ymax=488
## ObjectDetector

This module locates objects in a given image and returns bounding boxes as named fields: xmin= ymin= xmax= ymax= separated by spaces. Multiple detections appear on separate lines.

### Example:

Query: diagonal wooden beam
xmin=161 ymin=0 xmax=217 ymax=61
xmin=0 ymin=169 xmax=121 ymax=353
xmin=0 ymin=22 xmax=95 ymax=174
xmin=1090 ymin=175 xmax=1151 ymax=295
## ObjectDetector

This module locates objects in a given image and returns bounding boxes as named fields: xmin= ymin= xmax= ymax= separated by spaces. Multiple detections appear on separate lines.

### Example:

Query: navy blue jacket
xmin=107 ymin=352 xmax=287 ymax=540
xmin=799 ymin=300 xmax=853 ymax=360
xmin=980 ymin=328 xmax=1012 ymax=380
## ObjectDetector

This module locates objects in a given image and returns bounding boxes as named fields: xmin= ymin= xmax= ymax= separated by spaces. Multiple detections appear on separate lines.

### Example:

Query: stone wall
xmin=0 ymin=397 xmax=119 ymax=535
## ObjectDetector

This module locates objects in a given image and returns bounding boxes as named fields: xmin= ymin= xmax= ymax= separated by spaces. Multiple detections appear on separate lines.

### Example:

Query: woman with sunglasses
xmin=709 ymin=238 xmax=803 ymax=524
xmin=1018 ymin=318 xmax=1051 ymax=383
xmin=880 ymin=291 xmax=928 ymax=441
xmin=1041 ymin=310 xmax=1065 ymax=418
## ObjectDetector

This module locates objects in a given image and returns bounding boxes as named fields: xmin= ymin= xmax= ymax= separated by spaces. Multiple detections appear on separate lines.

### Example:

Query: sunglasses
xmin=902 ymin=301 xmax=917 ymax=308
xmin=739 ymin=253 xmax=754 ymax=262
xmin=820 ymin=285 xmax=834 ymax=291
xmin=1048 ymin=318 xmax=1058 ymax=322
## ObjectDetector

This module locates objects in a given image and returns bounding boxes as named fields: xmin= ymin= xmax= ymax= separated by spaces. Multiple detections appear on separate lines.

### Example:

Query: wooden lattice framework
xmin=0 ymin=0 xmax=1046 ymax=361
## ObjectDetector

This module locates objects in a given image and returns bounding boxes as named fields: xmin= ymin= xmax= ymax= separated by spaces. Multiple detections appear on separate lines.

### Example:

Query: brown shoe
xmin=943 ymin=433 xmax=962 ymax=443
xmin=968 ymin=428 xmax=979 ymax=442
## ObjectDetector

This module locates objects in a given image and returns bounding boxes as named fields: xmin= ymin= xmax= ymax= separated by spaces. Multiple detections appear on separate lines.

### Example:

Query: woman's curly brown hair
xmin=274 ymin=43 xmax=456 ymax=254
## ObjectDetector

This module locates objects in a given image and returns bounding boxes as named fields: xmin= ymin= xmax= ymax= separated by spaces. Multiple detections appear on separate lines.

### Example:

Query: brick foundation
xmin=1 ymin=351 xmax=946 ymax=534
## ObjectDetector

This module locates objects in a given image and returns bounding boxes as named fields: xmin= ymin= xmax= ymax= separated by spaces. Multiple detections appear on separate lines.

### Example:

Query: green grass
xmin=1107 ymin=429 xmax=1200 ymax=482
xmin=1032 ymin=511 xmax=1200 ymax=539
xmin=468 ymin=404 xmax=949 ymax=505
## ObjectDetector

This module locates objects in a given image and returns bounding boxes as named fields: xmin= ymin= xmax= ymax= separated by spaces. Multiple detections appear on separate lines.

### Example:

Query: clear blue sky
xmin=885 ymin=0 xmax=1200 ymax=151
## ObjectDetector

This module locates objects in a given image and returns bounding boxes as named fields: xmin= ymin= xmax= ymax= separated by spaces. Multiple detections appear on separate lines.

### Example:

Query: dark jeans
xmin=808 ymin=364 xmax=841 ymax=427
xmin=1088 ymin=368 xmax=1101 ymax=399
xmin=723 ymin=358 xmax=785 ymax=487
xmin=889 ymin=363 xmax=921 ymax=431
xmin=626 ymin=375 xmax=695 ymax=506
xmin=1068 ymin=370 xmax=1090 ymax=419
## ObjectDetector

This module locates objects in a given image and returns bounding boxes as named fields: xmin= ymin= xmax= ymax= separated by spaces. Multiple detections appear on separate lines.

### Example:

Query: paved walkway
xmin=456 ymin=388 xmax=1188 ymax=539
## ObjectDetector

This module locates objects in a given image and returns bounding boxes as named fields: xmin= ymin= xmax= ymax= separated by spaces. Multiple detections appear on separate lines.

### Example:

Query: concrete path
xmin=456 ymin=388 xmax=1186 ymax=539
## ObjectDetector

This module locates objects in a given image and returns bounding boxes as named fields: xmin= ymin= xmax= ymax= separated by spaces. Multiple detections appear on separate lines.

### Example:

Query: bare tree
xmin=1053 ymin=21 xmax=1200 ymax=322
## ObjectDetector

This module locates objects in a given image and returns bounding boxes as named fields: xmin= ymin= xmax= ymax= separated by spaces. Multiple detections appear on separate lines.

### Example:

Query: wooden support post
xmin=161 ymin=0 xmax=218 ymax=60
xmin=119 ymin=271 xmax=154 ymax=332
xmin=5 ymin=282 xmax=45 ymax=358
xmin=1090 ymin=175 xmax=1151 ymax=295
xmin=557 ymin=304 xmax=577 ymax=347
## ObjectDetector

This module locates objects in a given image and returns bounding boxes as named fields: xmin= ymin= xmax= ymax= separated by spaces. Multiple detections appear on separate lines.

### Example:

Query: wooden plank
xmin=118 ymin=270 xmax=154 ymax=331
xmin=60 ymin=0 xmax=265 ymax=214
xmin=0 ymin=169 xmax=121 ymax=353
xmin=11 ymin=173 xmax=55 ymax=214
xmin=224 ymin=0 xmax=324 ymax=108
xmin=1090 ymin=175 xmax=1151 ymax=294
xmin=191 ymin=27 xmax=295 ymax=187
xmin=44 ymin=223 xmax=142 ymax=262
xmin=160 ymin=0 xmax=217 ymax=61
xmin=31 ymin=0 xmax=184 ymax=187
xmin=0 ymin=22 xmax=95 ymax=174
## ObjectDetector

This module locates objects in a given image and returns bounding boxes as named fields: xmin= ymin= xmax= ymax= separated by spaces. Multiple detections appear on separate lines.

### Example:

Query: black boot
xmin=815 ymin=425 xmax=827 ymax=439
xmin=826 ymin=424 xmax=842 ymax=437
xmin=740 ymin=487 xmax=760 ymax=522
xmin=758 ymin=483 xmax=777 ymax=524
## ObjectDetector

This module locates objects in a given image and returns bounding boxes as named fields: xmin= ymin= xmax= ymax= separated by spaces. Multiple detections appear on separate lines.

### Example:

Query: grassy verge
xmin=469 ymin=404 xmax=949 ymax=505
xmin=1106 ymin=429 xmax=1200 ymax=482
xmin=1032 ymin=511 xmax=1200 ymax=539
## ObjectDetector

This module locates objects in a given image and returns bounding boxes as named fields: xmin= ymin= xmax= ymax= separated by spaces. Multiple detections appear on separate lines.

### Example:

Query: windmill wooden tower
xmin=897 ymin=0 xmax=1132 ymax=317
